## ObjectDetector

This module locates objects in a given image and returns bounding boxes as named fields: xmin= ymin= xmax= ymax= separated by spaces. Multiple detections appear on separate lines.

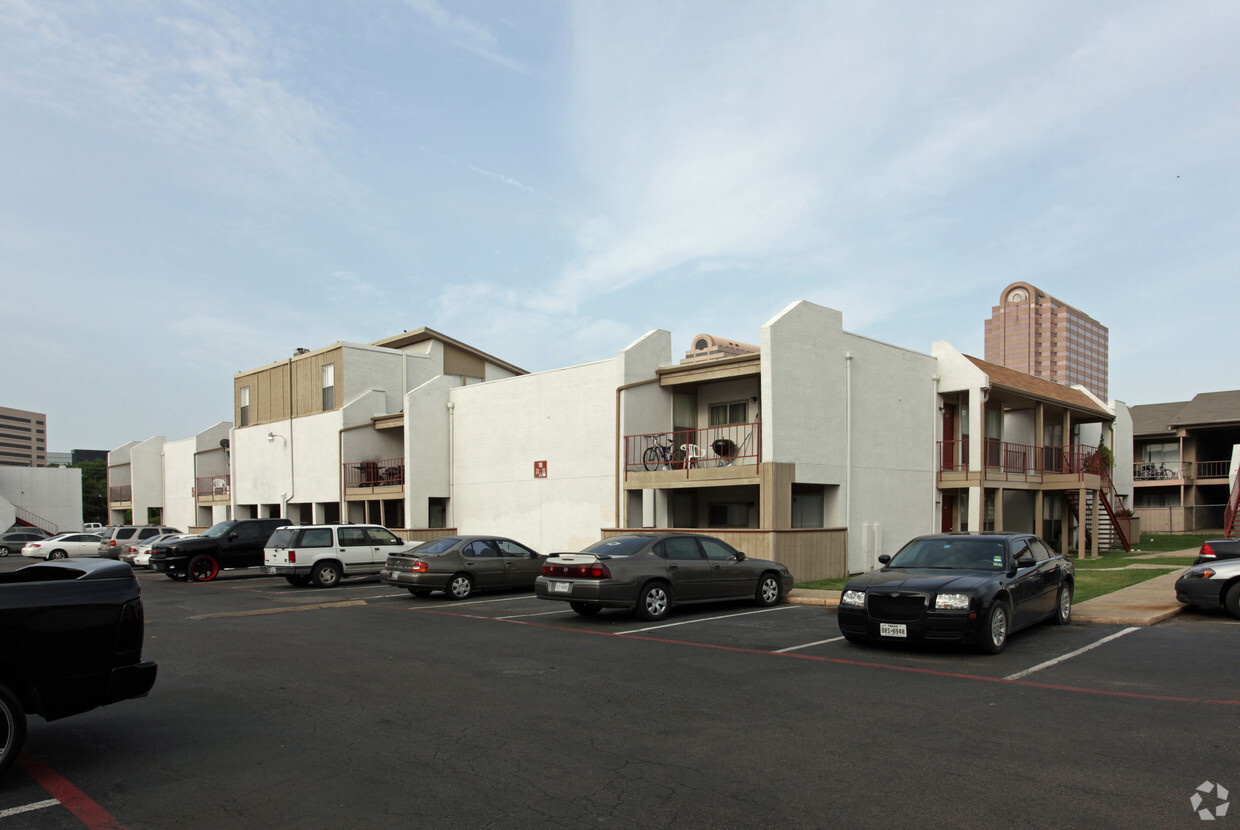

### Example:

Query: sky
xmin=3 ymin=0 xmax=1238 ymax=452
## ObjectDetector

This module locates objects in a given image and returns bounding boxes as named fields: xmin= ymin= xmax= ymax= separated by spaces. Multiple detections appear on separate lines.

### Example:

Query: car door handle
xmin=668 ymin=564 xmax=679 ymax=570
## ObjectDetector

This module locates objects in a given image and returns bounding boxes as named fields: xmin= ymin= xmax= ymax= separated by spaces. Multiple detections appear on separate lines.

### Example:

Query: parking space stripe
xmin=616 ymin=605 xmax=798 ymax=635
xmin=189 ymin=600 xmax=367 ymax=620
xmin=20 ymin=754 xmax=128 ymax=829
xmin=775 ymin=636 xmax=845 ymax=653
xmin=1004 ymin=627 xmax=1140 ymax=681
xmin=0 ymin=798 xmax=59 ymax=818
xmin=496 ymin=610 xmax=571 ymax=620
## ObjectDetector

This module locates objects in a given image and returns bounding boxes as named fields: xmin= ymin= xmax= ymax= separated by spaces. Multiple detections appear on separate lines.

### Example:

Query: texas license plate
xmin=551 ymin=581 xmax=572 ymax=594
xmin=879 ymin=623 xmax=907 ymax=638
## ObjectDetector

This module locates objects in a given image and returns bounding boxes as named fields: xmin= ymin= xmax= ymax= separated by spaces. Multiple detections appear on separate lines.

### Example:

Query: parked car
xmin=534 ymin=533 xmax=793 ymax=621
xmin=0 ymin=558 xmax=158 ymax=777
xmin=0 ymin=529 xmax=52 ymax=557
xmin=97 ymin=526 xmax=181 ymax=559
xmin=1175 ymin=558 xmax=1240 ymax=618
xmin=265 ymin=524 xmax=419 ymax=587
xmin=1192 ymin=538 xmax=1240 ymax=565
xmin=83 ymin=523 xmax=104 ymax=532
xmin=120 ymin=533 xmax=188 ymax=568
xmin=149 ymin=518 xmax=286 ymax=582
xmin=381 ymin=536 xmax=546 ymax=599
xmin=837 ymin=533 xmax=1074 ymax=654
xmin=20 ymin=532 xmax=104 ymax=560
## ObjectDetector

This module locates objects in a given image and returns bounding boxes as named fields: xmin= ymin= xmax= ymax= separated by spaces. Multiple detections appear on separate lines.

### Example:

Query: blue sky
xmin=4 ymin=1 xmax=1237 ymax=452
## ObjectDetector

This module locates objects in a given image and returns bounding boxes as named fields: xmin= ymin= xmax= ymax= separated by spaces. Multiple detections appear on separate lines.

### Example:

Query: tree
xmin=72 ymin=459 xmax=107 ymax=524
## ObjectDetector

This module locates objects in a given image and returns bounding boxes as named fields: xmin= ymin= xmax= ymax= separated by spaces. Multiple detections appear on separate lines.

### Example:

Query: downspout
xmin=845 ymin=352 xmax=853 ymax=563
xmin=614 ymin=377 xmax=662 ymax=528
xmin=285 ymin=357 xmax=296 ymax=516
xmin=931 ymin=374 xmax=939 ymax=533
xmin=447 ymin=400 xmax=455 ymax=529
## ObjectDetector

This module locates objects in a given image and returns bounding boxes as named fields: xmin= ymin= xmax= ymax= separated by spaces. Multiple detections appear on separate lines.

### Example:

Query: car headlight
xmin=935 ymin=592 xmax=971 ymax=610
xmin=841 ymin=589 xmax=865 ymax=607
xmin=1182 ymin=568 xmax=1215 ymax=579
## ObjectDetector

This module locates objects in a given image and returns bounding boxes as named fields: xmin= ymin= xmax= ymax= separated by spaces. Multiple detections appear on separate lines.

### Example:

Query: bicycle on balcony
xmin=642 ymin=436 xmax=687 ymax=471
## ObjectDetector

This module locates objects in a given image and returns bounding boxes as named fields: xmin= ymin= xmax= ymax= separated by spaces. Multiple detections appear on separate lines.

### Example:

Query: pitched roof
xmin=964 ymin=356 xmax=1112 ymax=418
xmin=1131 ymin=390 xmax=1240 ymax=434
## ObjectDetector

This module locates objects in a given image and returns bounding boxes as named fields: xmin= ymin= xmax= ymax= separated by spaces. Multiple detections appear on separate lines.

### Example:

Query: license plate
xmin=551 ymin=581 xmax=572 ymax=594
xmin=879 ymin=623 xmax=907 ymax=638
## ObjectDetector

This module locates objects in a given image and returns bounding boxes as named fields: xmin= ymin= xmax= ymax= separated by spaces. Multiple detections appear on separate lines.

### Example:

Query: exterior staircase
xmin=1225 ymin=466 xmax=1240 ymax=538
xmin=1064 ymin=463 xmax=1131 ymax=552
xmin=14 ymin=506 xmax=58 ymax=535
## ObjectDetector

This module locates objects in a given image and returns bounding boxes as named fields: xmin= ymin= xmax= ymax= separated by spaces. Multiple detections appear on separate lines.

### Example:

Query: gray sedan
xmin=535 ymin=533 xmax=794 ymax=621
xmin=380 ymin=536 xmax=544 ymax=600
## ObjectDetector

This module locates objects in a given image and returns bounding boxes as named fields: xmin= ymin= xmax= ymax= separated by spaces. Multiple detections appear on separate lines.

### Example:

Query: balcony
xmin=623 ymin=423 xmax=761 ymax=487
xmin=938 ymin=440 xmax=1105 ymax=484
xmin=344 ymin=458 xmax=405 ymax=496
xmin=108 ymin=484 xmax=132 ymax=505
xmin=194 ymin=474 xmax=231 ymax=504
xmin=1133 ymin=460 xmax=1232 ymax=483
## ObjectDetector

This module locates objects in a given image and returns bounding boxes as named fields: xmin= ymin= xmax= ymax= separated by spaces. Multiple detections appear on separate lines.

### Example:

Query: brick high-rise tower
xmin=984 ymin=282 xmax=1109 ymax=400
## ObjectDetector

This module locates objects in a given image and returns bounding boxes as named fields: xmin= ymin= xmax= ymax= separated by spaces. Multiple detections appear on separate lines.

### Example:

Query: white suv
xmin=263 ymin=524 xmax=418 ymax=588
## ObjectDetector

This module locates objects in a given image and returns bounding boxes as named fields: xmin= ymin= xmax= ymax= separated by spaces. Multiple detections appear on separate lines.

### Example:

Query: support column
xmin=1077 ymin=485 xmax=1088 ymax=558
xmin=994 ymin=487 xmax=1004 ymax=532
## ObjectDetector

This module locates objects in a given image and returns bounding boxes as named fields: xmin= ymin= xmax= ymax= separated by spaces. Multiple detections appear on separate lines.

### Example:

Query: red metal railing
xmin=194 ymin=475 xmax=231 ymax=497
xmin=344 ymin=457 xmax=405 ymax=488
xmin=938 ymin=441 xmax=1109 ymax=477
xmin=624 ymin=423 xmax=761 ymax=475
xmin=108 ymin=485 xmax=132 ymax=502
xmin=14 ymin=506 xmax=57 ymax=535
xmin=1225 ymin=467 xmax=1240 ymax=538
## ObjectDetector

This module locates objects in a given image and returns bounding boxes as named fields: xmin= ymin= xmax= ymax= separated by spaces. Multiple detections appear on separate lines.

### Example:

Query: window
xmin=709 ymin=401 xmax=748 ymax=426
xmin=497 ymin=540 xmax=537 ymax=558
xmin=239 ymin=386 xmax=250 ymax=427
xmin=301 ymin=529 xmax=334 ymax=548
xmin=657 ymin=537 xmax=703 ymax=561
xmin=464 ymin=540 xmax=498 ymax=558
xmin=699 ymin=538 xmax=740 ymax=561
xmin=338 ymin=528 xmax=367 ymax=547
xmin=365 ymin=527 xmax=403 ymax=545
xmin=322 ymin=364 xmax=335 ymax=411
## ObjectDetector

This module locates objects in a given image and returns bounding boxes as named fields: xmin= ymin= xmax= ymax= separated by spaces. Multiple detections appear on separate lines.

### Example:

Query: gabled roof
xmin=964 ymin=356 xmax=1112 ymax=418
xmin=369 ymin=326 xmax=526 ymax=376
xmin=1131 ymin=390 xmax=1240 ymax=435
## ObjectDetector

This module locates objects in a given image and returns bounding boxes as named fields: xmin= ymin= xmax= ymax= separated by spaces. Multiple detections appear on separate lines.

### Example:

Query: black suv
xmin=149 ymin=518 xmax=286 ymax=582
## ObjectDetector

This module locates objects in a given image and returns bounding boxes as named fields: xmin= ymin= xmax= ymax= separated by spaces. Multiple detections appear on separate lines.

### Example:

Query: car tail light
xmin=411 ymin=560 xmax=428 ymax=573
xmin=1200 ymin=543 xmax=1216 ymax=560
xmin=542 ymin=562 xmax=611 ymax=579
xmin=288 ymin=551 xmax=296 ymax=563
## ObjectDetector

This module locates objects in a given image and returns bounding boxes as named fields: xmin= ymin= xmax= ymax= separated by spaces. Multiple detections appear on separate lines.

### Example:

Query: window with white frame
xmin=321 ymin=364 xmax=335 ymax=411
xmin=709 ymin=401 xmax=748 ymax=426
xmin=239 ymin=386 xmax=250 ymax=427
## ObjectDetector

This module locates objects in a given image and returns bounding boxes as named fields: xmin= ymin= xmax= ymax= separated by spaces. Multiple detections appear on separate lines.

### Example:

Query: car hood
xmin=846 ymin=568 xmax=998 ymax=593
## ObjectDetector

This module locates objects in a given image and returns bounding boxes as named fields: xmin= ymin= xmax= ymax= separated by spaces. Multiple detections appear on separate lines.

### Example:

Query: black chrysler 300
xmin=837 ymin=533 xmax=1074 ymax=654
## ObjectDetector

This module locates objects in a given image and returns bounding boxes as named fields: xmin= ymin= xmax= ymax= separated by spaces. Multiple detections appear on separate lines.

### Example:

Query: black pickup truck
xmin=0 ymin=559 xmax=158 ymax=777
xmin=149 ymin=517 xmax=287 ymax=582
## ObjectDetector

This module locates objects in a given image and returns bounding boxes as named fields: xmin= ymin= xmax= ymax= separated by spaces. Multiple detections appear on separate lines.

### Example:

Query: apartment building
xmin=984 ymin=282 xmax=1109 ymax=400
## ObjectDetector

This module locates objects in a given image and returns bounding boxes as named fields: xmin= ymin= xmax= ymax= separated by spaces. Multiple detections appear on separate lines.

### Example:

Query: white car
xmin=1175 ymin=557 xmax=1240 ymax=619
xmin=21 ymin=533 xmax=105 ymax=560
xmin=122 ymin=533 xmax=192 ymax=569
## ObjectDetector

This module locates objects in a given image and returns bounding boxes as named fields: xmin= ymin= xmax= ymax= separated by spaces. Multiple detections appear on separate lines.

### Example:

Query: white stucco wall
xmin=131 ymin=436 xmax=166 ymax=523
xmin=448 ymin=357 xmax=622 ymax=555
xmin=404 ymin=376 xmax=453 ymax=529
xmin=162 ymin=436 xmax=197 ymax=532
xmin=762 ymin=301 xmax=939 ymax=572
xmin=0 ymin=467 xmax=83 ymax=532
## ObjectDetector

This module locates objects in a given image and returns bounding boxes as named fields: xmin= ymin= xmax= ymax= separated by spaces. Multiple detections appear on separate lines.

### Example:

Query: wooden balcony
xmin=344 ymin=457 xmax=405 ymax=499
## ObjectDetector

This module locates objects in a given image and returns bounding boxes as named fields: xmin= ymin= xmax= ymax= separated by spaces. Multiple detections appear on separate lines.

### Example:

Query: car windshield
xmin=888 ymin=538 xmax=1007 ymax=570
xmin=581 ymin=536 xmax=650 ymax=557
xmin=202 ymin=521 xmax=239 ymax=539
xmin=414 ymin=537 xmax=462 ymax=554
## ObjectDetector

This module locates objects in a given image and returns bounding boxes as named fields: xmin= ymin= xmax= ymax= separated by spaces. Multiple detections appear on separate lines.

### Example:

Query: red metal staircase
xmin=1225 ymin=466 xmax=1240 ymax=538
xmin=1063 ymin=459 xmax=1131 ymax=553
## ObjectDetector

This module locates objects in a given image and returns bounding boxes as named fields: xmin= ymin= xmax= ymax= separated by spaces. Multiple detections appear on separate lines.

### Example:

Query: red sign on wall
xmin=534 ymin=461 xmax=548 ymax=479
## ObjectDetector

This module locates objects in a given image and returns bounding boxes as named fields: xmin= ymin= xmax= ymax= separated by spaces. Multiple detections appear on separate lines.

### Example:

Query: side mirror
xmin=227 ymin=532 xmax=239 ymax=541
xmin=1016 ymin=555 xmax=1036 ymax=569
xmin=734 ymin=551 xmax=746 ymax=561
xmin=878 ymin=554 xmax=891 ymax=565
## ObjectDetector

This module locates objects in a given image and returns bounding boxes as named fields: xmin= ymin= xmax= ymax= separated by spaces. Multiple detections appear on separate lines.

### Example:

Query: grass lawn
xmin=795 ymin=533 xmax=1206 ymax=601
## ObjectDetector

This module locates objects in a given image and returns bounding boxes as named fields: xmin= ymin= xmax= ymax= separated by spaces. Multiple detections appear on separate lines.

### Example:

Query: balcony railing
xmin=194 ymin=474 xmax=231 ymax=497
xmin=938 ymin=440 xmax=1105 ymax=477
xmin=108 ymin=485 xmax=132 ymax=502
xmin=344 ymin=458 xmax=405 ymax=489
xmin=1132 ymin=460 xmax=1232 ymax=481
xmin=624 ymin=423 xmax=760 ymax=474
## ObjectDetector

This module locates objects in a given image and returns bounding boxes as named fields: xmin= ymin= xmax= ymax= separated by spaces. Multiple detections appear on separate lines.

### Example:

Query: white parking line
xmin=0 ymin=799 xmax=59 ymax=819
xmin=496 ymin=610 xmax=569 ymax=620
xmin=775 ymin=636 xmax=845 ymax=653
xmin=617 ymin=605 xmax=797 ymax=635
xmin=1005 ymin=627 xmax=1140 ymax=681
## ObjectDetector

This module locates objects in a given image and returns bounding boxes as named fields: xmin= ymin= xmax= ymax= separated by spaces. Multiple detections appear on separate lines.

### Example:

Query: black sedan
xmin=534 ymin=533 xmax=794 ymax=621
xmin=837 ymin=533 xmax=1074 ymax=654
xmin=1193 ymin=538 xmax=1240 ymax=565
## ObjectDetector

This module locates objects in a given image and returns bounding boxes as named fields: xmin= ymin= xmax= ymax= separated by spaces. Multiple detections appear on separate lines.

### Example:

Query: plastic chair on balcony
xmin=680 ymin=443 xmax=706 ymax=468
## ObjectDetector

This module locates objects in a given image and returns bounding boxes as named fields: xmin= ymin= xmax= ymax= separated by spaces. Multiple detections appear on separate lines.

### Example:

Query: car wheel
xmin=1224 ymin=583 xmax=1240 ymax=620
xmin=166 ymin=572 xmax=188 ymax=581
xmin=978 ymin=601 xmax=1010 ymax=654
xmin=284 ymin=575 xmax=312 ymax=587
xmin=311 ymin=561 xmax=342 ymax=588
xmin=188 ymin=555 xmax=219 ymax=582
xmin=447 ymin=573 xmax=474 ymax=600
xmin=0 ymin=547 xmax=9 ymax=557
xmin=755 ymin=574 xmax=782 ymax=607
xmin=0 ymin=682 xmax=28 ymax=779
xmin=1053 ymin=583 xmax=1073 ymax=625
xmin=570 ymin=601 xmax=602 ymax=616
xmin=407 ymin=587 xmax=432 ymax=597
xmin=842 ymin=632 xmax=867 ymax=645
xmin=49 ymin=550 xmax=69 ymax=560
xmin=635 ymin=583 xmax=671 ymax=621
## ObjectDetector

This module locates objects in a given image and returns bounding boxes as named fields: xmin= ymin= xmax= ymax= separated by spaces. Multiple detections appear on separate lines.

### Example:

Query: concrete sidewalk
xmin=785 ymin=566 xmax=1190 ymax=627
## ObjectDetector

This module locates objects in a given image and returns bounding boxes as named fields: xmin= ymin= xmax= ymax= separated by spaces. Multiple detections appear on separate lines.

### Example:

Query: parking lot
xmin=3 ymin=558 xmax=1239 ymax=829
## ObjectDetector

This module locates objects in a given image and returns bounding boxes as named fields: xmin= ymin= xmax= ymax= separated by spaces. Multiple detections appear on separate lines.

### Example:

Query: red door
xmin=941 ymin=494 xmax=956 ymax=533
